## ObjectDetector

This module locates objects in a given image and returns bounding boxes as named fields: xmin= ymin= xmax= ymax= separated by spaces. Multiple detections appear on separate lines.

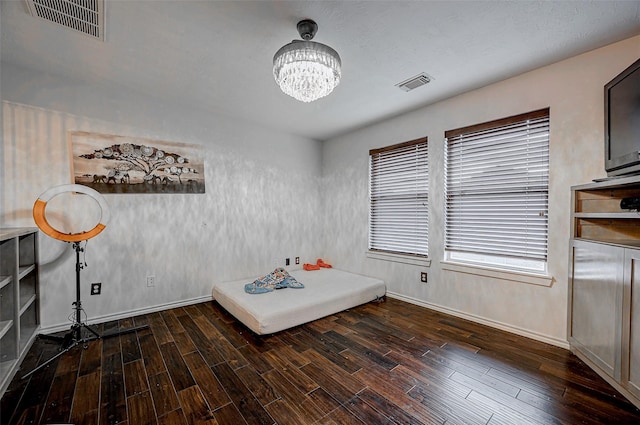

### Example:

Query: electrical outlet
xmin=147 ymin=275 xmax=155 ymax=287
xmin=420 ymin=272 xmax=428 ymax=283
xmin=285 ymin=258 xmax=290 ymax=266
xmin=90 ymin=282 xmax=101 ymax=295
xmin=295 ymin=256 xmax=300 ymax=265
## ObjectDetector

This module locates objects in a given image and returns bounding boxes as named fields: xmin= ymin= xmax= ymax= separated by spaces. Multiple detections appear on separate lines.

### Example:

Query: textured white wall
xmin=2 ymin=63 xmax=323 ymax=330
xmin=321 ymin=35 xmax=640 ymax=346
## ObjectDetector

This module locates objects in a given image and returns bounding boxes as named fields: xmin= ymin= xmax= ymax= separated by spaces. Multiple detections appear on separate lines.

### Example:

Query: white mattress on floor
xmin=212 ymin=268 xmax=386 ymax=335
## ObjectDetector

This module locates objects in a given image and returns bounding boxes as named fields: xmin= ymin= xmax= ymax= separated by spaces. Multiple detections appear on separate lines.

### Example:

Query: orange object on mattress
xmin=303 ymin=263 xmax=320 ymax=271
xmin=317 ymin=258 xmax=332 ymax=268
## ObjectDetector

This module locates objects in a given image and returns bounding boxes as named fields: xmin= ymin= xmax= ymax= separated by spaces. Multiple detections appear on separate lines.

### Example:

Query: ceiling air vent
xmin=25 ymin=0 xmax=105 ymax=40
xmin=395 ymin=72 xmax=433 ymax=92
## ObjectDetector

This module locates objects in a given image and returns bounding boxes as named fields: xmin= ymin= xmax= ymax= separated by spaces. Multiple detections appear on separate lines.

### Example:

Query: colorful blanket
xmin=244 ymin=267 xmax=304 ymax=294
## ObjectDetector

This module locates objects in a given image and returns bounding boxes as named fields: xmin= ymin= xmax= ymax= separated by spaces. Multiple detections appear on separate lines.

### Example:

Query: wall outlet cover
xmin=90 ymin=282 xmax=102 ymax=295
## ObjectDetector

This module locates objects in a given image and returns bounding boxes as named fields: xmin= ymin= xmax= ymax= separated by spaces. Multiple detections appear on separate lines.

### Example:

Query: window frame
xmin=444 ymin=108 xmax=550 ymax=274
xmin=368 ymin=137 xmax=429 ymax=261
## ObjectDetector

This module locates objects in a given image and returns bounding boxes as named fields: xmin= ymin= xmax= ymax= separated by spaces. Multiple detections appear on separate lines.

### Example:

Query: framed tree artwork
xmin=70 ymin=131 xmax=205 ymax=194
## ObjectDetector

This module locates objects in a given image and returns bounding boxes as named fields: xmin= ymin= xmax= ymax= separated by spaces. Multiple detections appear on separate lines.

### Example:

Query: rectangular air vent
xmin=395 ymin=72 xmax=433 ymax=92
xmin=25 ymin=0 xmax=105 ymax=40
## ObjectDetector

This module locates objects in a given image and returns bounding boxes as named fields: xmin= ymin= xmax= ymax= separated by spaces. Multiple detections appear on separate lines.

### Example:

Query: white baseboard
xmin=386 ymin=291 xmax=570 ymax=349
xmin=40 ymin=295 xmax=213 ymax=334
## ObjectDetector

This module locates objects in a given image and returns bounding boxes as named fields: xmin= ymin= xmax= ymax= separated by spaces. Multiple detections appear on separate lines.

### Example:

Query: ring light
xmin=23 ymin=183 xmax=149 ymax=381
xmin=33 ymin=184 xmax=110 ymax=242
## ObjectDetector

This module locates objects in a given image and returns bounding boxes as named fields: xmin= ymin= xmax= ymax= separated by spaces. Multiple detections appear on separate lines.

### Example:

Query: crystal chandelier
xmin=273 ymin=19 xmax=342 ymax=103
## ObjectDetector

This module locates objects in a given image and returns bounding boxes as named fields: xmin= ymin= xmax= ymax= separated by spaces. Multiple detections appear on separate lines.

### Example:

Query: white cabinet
xmin=569 ymin=240 xmax=624 ymax=380
xmin=0 ymin=228 xmax=40 ymax=397
xmin=623 ymin=249 xmax=640 ymax=400
xmin=569 ymin=176 xmax=640 ymax=409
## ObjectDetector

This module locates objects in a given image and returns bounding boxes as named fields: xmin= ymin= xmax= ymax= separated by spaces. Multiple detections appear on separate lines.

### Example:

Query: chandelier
xmin=273 ymin=19 xmax=342 ymax=103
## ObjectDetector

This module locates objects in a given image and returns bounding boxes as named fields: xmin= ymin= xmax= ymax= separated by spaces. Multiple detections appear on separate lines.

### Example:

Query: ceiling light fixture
xmin=273 ymin=19 xmax=342 ymax=103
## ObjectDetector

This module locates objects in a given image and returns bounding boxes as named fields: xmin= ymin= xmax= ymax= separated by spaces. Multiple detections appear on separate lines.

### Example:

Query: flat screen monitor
xmin=605 ymin=58 xmax=640 ymax=177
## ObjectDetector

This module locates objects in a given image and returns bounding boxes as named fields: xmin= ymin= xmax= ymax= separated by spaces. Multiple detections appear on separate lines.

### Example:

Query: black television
xmin=605 ymin=57 xmax=640 ymax=177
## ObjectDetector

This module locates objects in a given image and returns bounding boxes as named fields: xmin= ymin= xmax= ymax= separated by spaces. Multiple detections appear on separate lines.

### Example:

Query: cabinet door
xmin=624 ymin=248 xmax=640 ymax=398
xmin=570 ymin=240 xmax=624 ymax=380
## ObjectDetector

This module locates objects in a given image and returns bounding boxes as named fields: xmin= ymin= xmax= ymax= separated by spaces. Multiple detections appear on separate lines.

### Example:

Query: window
xmin=444 ymin=108 xmax=549 ymax=272
xmin=369 ymin=138 xmax=428 ymax=257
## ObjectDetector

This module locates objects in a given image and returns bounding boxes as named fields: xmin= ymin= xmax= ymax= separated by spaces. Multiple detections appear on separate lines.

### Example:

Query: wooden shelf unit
xmin=569 ymin=175 xmax=640 ymax=409
xmin=0 ymin=228 xmax=40 ymax=397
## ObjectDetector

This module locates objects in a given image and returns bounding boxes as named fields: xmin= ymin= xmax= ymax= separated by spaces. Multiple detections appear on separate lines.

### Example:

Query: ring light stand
xmin=22 ymin=184 xmax=148 ymax=379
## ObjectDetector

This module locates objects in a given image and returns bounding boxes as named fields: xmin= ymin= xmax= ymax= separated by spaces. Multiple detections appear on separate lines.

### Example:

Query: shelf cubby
xmin=0 ymin=228 xmax=39 ymax=397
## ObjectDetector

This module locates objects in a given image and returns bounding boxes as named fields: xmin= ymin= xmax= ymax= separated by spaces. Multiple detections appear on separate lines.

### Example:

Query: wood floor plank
xmin=323 ymin=329 xmax=398 ymax=370
xmin=70 ymin=370 xmax=101 ymax=425
xmin=120 ymin=326 xmax=143 ymax=364
xmin=446 ymin=375 xmax=561 ymax=425
xmin=9 ymin=405 xmax=44 ymax=425
xmin=159 ymin=341 xmax=196 ymax=391
xmin=271 ymin=342 xmax=309 ymax=368
xmin=54 ymin=344 xmax=83 ymax=375
xmin=408 ymin=383 xmax=491 ymax=425
xmin=300 ymin=362 xmax=361 ymax=405
xmin=237 ymin=343 xmax=275 ymax=374
xmin=148 ymin=372 xmax=181 ymax=417
xmin=178 ymin=314 xmax=226 ymax=367
xmin=148 ymin=312 xmax=175 ymax=345
xmin=352 ymin=361 xmax=456 ymax=424
xmin=173 ymin=330 xmax=199 ymax=355
xmin=102 ymin=321 xmax=123 ymax=358
xmin=292 ymin=330 xmax=362 ymax=374
xmin=79 ymin=338 xmax=103 ymax=376
xmin=344 ymin=395 xmax=395 ymax=424
xmin=0 ymin=340 xmax=45 ymax=423
xmin=138 ymin=333 xmax=167 ymax=377
xmin=306 ymin=387 xmax=342 ymax=416
xmin=39 ymin=370 xmax=76 ymax=424
xmin=126 ymin=391 xmax=157 ymax=425
xmin=466 ymin=389 xmax=548 ymax=425
xmin=326 ymin=404 xmax=368 ymax=425
xmin=261 ymin=368 xmax=324 ymax=422
xmin=157 ymin=408 xmax=189 ymax=425
xmin=3 ymin=298 xmax=640 ymax=425
xmin=302 ymin=349 xmax=365 ymax=395
xmin=262 ymin=348 xmax=319 ymax=394
xmin=199 ymin=304 xmax=253 ymax=349
xmin=183 ymin=351 xmax=232 ymax=409
xmin=211 ymin=401 xmax=250 ymax=425
xmin=193 ymin=314 xmax=248 ymax=369
xmin=8 ymin=342 xmax=60 ymax=425
xmin=263 ymin=398 xmax=308 ymax=425
xmin=100 ymin=352 xmax=127 ymax=425
xmin=212 ymin=362 xmax=275 ymax=425
xmin=177 ymin=386 xmax=218 ymax=425
xmin=233 ymin=364 xmax=278 ymax=406
xmin=124 ymin=359 xmax=150 ymax=396
xmin=357 ymin=388 xmax=428 ymax=425
xmin=160 ymin=309 xmax=186 ymax=333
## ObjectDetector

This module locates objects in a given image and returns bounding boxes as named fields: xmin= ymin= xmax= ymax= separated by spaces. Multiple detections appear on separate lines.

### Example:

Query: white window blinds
xmin=369 ymin=138 xmax=428 ymax=257
xmin=445 ymin=109 xmax=549 ymax=261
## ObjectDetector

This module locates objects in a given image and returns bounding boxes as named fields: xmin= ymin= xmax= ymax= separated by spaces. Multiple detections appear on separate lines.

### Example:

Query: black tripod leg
xmin=20 ymin=341 xmax=78 ymax=380
xmin=100 ymin=324 xmax=150 ymax=339
xmin=38 ymin=333 xmax=66 ymax=344
xmin=81 ymin=323 xmax=101 ymax=339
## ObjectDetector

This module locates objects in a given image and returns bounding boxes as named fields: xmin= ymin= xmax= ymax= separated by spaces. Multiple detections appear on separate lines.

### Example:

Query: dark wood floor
xmin=2 ymin=297 xmax=640 ymax=425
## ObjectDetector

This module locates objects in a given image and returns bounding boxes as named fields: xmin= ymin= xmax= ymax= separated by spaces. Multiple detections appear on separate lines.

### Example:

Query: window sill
xmin=441 ymin=261 xmax=553 ymax=287
xmin=366 ymin=251 xmax=431 ymax=267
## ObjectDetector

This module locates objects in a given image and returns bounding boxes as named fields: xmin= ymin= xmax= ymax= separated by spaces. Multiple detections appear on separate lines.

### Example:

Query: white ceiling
xmin=2 ymin=0 xmax=639 ymax=141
